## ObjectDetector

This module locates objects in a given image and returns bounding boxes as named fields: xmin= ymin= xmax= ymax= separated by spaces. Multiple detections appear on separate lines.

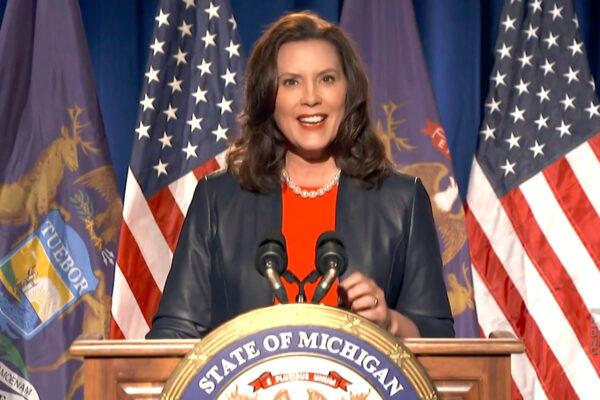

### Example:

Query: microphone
xmin=311 ymin=232 xmax=347 ymax=304
xmin=255 ymin=235 xmax=289 ymax=304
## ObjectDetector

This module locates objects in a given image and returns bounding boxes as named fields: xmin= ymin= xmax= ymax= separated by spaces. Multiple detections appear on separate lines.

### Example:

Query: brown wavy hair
xmin=227 ymin=11 xmax=391 ymax=192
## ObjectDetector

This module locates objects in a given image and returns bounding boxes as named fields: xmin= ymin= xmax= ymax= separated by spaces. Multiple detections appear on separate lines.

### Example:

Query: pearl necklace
xmin=281 ymin=168 xmax=341 ymax=199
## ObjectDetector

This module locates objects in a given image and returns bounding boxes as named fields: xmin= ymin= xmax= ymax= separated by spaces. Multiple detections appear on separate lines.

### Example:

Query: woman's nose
xmin=300 ymin=82 xmax=322 ymax=106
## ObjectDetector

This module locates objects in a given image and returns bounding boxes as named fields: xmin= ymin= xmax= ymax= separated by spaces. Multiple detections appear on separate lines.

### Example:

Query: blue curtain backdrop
xmin=1 ymin=0 xmax=599 ymax=198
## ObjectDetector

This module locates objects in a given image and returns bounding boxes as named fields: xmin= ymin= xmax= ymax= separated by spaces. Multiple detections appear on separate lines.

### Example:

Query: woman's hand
xmin=339 ymin=272 xmax=390 ymax=328
xmin=339 ymin=272 xmax=420 ymax=338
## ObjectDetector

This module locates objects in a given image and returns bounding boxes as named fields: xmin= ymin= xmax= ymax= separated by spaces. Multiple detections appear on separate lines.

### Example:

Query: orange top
xmin=281 ymin=183 xmax=339 ymax=306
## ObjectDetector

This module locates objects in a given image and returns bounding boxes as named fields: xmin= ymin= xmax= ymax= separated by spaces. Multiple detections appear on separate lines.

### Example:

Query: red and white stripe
xmin=110 ymin=154 xmax=226 ymax=339
xmin=466 ymin=133 xmax=600 ymax=399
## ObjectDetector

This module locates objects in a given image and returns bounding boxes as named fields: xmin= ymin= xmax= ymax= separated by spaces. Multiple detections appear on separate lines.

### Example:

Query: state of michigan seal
xmin=0 ymin=210 xmax=97 ymax=340
xmin=162 ymin=305 xmax=437 ymax=400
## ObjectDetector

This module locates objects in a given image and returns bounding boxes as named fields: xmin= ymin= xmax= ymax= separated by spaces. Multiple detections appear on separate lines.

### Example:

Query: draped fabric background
xmin=1 ymin=0 xmax=597 ymax=199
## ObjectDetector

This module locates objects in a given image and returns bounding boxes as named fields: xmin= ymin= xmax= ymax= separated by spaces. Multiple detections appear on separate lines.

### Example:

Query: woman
xmin=147 ymin=12 xmax=454 ymax=339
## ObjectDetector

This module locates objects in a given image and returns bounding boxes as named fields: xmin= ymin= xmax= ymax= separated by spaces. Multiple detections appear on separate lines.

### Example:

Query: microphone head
xmin=315 ymin=231 xmax=347 ymax=276
xmin=255 ymin=235 xmax=288 ymax=276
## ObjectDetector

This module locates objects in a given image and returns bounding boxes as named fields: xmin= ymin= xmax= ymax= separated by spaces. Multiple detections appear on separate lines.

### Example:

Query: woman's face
xmin=274 ymin=39 xmax=347 ymax=162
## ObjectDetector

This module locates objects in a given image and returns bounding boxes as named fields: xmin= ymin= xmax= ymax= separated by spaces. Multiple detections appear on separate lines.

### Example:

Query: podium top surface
xmin=70 ymin=338 xmax=524 ymax=357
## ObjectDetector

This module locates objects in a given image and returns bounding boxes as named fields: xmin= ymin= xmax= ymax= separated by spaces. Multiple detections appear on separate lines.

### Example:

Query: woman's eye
xmin=322 ymin=75 xmax=336 ymax=84
xmin=282 ymin=78 xmax=298 ymax=87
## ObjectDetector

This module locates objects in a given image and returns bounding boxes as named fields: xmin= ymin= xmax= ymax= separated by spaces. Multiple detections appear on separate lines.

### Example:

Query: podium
xmin=71 ymin=339 xmax=523 ymax=400
xmin=71 ymin=337 xmax=522 ymax=399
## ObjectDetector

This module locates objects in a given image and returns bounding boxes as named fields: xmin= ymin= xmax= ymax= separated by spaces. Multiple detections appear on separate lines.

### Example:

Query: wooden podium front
xmin=71 ymin=338 xmax=523 ymax=399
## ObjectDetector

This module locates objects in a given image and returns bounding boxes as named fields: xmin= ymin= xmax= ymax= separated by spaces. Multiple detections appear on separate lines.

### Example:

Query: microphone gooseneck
xmin=255 ymin=236 xmax=289 ymax=304
xmin=311 ymin=232 xmax=347 ymax=304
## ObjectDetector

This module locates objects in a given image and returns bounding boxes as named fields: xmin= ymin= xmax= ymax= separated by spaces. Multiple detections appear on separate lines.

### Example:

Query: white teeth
xmin=299 ymin=115 xmax=325 ymax=124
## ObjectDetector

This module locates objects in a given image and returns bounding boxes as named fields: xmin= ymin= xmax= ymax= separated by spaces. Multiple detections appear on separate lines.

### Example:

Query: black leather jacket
xmin=147 ymin=171 xmax=454 ymax=339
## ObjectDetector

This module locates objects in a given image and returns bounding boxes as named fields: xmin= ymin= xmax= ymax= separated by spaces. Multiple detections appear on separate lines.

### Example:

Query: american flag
xmin=465 ymin=0 xmax=600 ymax=399
xmin=110 ymin=0 xmax=244 ymax=340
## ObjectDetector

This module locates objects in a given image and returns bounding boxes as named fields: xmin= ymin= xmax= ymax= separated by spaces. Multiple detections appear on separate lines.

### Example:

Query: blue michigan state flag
xmin=0 ymin=0 xmax=121 ymax=399
xmin=341 ymin=1 xmax=479 ymax=337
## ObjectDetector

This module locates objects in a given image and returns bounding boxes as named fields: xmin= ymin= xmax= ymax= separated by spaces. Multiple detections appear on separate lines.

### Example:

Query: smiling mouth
xmin=297 ymin=114 xmax=327 ymax=125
